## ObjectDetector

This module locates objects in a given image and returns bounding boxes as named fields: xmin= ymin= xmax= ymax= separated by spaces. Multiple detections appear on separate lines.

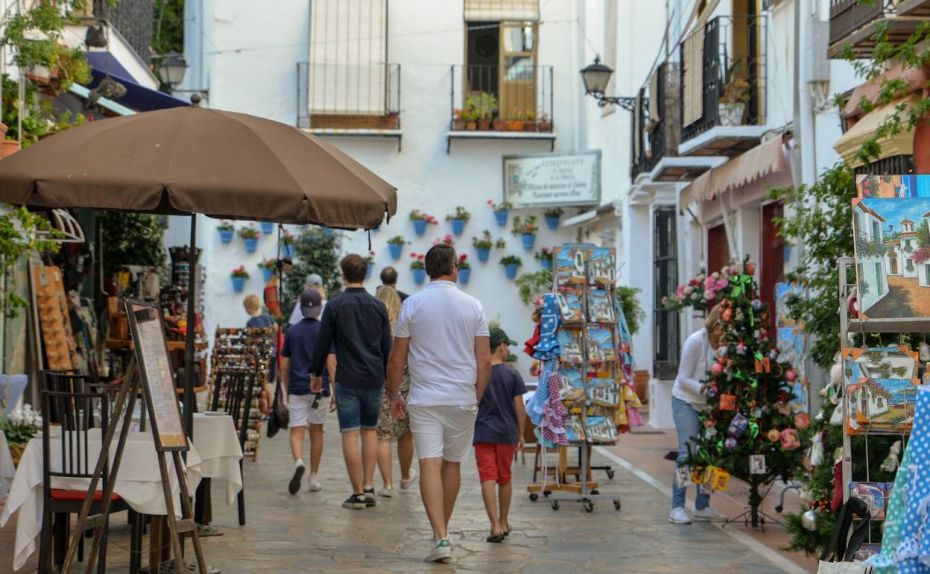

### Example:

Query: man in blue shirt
xmin=282 ymin=288 xmax=332 ymax=495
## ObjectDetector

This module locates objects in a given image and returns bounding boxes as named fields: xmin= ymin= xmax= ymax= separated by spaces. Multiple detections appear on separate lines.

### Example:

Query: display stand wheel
xmin=529 ymin=493 xmax=539 ymax=502
xmin=543 ymin=490 xmax=551 ymax=498
xmin=550 ymin=500 xmax=559 ymax=511
xmin=606 ymin=469 xmax=615 ymax=479
xmin=582 ymin=499 xmax=594 ymax=513
xmin=613 ymin=498 xmax=621 ymax=512
xmin=591 ymin=489 xmax=599 ymax=495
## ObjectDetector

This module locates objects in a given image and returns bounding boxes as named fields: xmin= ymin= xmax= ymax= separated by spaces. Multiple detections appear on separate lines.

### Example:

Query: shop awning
xmin=680 ymin=135 xmax=791 ymax=206
xmin=833 ymin=97 xmax=916 ymax=168
xmin=86 ymin=52 xmax=188 ymax=112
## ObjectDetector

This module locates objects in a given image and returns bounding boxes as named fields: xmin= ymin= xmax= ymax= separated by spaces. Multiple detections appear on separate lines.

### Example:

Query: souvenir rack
xmin=545 ymin=244 xmax=622 ymax=513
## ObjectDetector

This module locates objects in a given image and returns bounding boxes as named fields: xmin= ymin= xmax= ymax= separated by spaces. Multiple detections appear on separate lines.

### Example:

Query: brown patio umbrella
xmin=0 ymin=102 xmax=397 ymax=437
xmin=0 ymin=105 xmax=397 ymax=228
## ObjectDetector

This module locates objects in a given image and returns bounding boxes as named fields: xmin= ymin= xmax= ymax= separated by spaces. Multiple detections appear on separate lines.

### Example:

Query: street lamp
xmin=155 ymin=51 xmax=188 ymax=88
xmin=580 ymin=56 xmax=638 ymax=112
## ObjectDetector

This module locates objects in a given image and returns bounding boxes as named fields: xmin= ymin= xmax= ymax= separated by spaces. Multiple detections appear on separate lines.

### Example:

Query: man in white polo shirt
xmin=386 ymin=243 xmax=492 ymax=563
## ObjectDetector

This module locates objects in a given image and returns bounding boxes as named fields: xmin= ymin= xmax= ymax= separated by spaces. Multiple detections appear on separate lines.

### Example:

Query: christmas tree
xmin=689 ymin=258 xmax=807 ymax=527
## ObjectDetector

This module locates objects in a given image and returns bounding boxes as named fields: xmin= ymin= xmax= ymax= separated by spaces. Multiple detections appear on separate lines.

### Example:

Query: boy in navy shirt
xmin=474 ymin=327 xmax=526 ymax=543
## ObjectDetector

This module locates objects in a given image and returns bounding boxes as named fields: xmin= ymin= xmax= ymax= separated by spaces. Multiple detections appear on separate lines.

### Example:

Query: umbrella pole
xmin=183 ymin=214 xmax=197 ymax=438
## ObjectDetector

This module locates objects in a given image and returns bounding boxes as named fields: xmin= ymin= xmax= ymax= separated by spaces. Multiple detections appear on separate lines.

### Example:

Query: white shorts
xmin=288 ymin=394 xmax=328 ymax=428
xmin=408 ymin=405 xmax=477 ymax=463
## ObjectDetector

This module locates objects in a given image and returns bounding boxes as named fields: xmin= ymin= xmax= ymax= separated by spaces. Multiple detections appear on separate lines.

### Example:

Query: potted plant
xmin=473 ymin=92 xmax=497 ymax=131
xmin=230 ymin=266 xmax=250 ymax=292
xmin=281 ymin=229 xmax=296 ymax=258
xmin=505 ymin=109 xmax=524 ymax=132
xmin=409 ymin=209 xmax=437 ymax=236
xmin=488 ymin=199 xmax=512 ymax=227
xmin=500 ymin=255 xmax=523 ymax=280
xmin=410 ymin=252 xmax=426 ymax=285
xmin=543 ymin=207 xmax=564 ymax=230
xmin=260 ymin=221 xmax=275 ymax=235
xmin=365 ymin=251 xmax=375 ymax=280
xmin=452 ymin=108 xmax=465 ymax=131
xmin=238 ymin=225 xmax=260 ymax=253
xmin=524 ymin=110 xmax=537 ymax=132
xmin=387 ymin=235 xmax=407 ymax=260
xmin=537 ymin=113 xmax=553 ymax=133
xmin=512 ymin=216 xmax=539 ymax=250
xmin=535 ymin=246 xmax=554 ymax=270
xmin=0 ymin=404 xmax=42 ymax=465
xmin=446 ymin=206 xmax=471 ymax=236
xmin=463 ymin=109 xmax=478 ymax=131
xmin=472 ymin=230 xmax=499 ymax=263
xmin=719 ymin=61 xmax=751 ymax=126
xmin=457 ymin=254 xmax=471 ymax=284
xmin=492 ymin=114 xmax=505 ymax=131
xmin=258 ymin=258 xmax=277 ymax=282
xmin=433 ymin=233 xmax=455 ymax=247
xmin=217 ymin=221 xmax=235 ymax=244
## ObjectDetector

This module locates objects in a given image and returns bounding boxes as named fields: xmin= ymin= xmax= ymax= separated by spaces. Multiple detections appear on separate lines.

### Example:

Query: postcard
xmin=584 ymin=415 xmax=617 ymax=444
xmin=564 ymin=415 xmax=586 ymax=443
xmin=558 ymin=329 xmax=585 ymax=364
xmin=558 ymin=368 xmax=585 ymax=401
xmin=586 ymin=376 xmax=619 ymax=407
xmin=585 ymin=326 xmax=616 ymax=363
xmin=555 ymin=247 xmax=587 ymax=287
xmin=588 ymin=247 xmax=616 ymax=285
xmin=557 ymin=288 xmax=585 ymax=324
xmin=587 ymin=288 xmax=615 ymax=324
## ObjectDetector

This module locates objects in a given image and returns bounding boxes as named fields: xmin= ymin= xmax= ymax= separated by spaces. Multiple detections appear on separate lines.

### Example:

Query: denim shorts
xmin=334 ymin=384 xmax=383 ymax=433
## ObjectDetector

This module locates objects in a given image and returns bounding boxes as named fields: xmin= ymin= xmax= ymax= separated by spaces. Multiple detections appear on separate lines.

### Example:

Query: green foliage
xmin=515 ymin=269 xmax=551 ymax=305
xmin=770 ymin=164 xmax=855 ymax=370
xmin=283 ymin=227 xmax=342 ymax=322
xmin=0 ymin=206 xmax=61 ymax=316
xmin=99 ymin=213 xmax=166 ymax=282
xmin=154 ymin=0 xmax=185 ymax=54
xmin=616 ymin=286 xmax=644 ymax=336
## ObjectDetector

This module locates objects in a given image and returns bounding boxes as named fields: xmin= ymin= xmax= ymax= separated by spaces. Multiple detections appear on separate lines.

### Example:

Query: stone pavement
xmin=0 ymin=417 xmax=804 ymax=573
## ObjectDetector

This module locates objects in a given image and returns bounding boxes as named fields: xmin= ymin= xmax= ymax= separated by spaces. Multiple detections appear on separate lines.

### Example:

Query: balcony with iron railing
xmin=828 ymin=0 xmax=930 ymax=58
xmin=678 ymin=15 xmax=768 ymax=157
xmin=447 ymin=64 xmax=555 ymax=153
xmin=298 ymin=62 xmax=402 ymax=149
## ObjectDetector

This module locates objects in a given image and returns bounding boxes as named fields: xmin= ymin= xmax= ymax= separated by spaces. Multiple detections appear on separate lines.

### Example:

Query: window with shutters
xmin=654 ymin=207 xmax=680 ymax=378
xmin=305 ymin=0 xmax=400 ymax=130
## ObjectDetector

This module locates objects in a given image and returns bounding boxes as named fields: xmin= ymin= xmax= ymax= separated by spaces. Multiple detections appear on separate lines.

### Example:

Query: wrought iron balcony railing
xmin=449 ymin=64 xmax=554 ymax=133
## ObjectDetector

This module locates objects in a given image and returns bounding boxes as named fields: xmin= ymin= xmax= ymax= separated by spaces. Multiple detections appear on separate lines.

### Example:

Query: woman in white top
xmin=669 ymin=304 xmax=724 ymax=525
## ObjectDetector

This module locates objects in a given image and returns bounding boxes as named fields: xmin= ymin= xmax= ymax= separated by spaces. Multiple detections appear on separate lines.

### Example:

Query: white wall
xmin=174 ymin=0 xmax=593 ymax=378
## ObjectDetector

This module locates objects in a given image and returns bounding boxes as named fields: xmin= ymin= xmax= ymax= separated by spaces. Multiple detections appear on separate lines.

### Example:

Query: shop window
xmin=654 ymin=207 xmax=680 ymax=379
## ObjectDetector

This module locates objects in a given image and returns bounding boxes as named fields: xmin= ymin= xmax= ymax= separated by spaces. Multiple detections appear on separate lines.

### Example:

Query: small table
xmin=191 ymin=413 xmax=244 ymax=530
xmin=0 ymin=431 xmax=205 ymax=572
xmin=0 ymin=430 xmax=15 ymax=500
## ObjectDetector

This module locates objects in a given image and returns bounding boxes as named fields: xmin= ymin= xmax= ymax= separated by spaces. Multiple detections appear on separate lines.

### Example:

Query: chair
xmin=214 ymin=369 xmax=257 ymax=526
xmin=38 ymin=371 xmax=137 ymax=574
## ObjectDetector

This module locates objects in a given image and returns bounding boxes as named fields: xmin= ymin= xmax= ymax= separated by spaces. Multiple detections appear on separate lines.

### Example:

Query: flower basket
xmin=413 ymin=219 xmax=427 ymax=235
xmin=261 ymin=266 xmax=274 ymax=282
xmin=476 ymin=247 xmax=490 ymax=263
xmin=260 ymin=221 xmax=275 ymax=235
xmin=243 ymin=237 xmax=258 ymax=253
xmin=412 ymin=268 xmax=426 ymax=285
xmin=545 ymin=215 xmax=560 ymax=230
xmin=494 ymin=209 xmax=508 ymax=226
xmin=450 ymin=219 xmax=467 ymax=236
xmin=231 ymin=276 xmax=247 ymax=292
xmin=389 ymin=242 xmax=404 ymax=260
xmin=458 ymin=268 xmax=471 ymax=284
xmin=521 ymin=233 xmax=536 ymax=250
xmin=219 ymin=228 xmax=234 ymax=244
xmin=504 ymin=264 xmax=520 ymax=279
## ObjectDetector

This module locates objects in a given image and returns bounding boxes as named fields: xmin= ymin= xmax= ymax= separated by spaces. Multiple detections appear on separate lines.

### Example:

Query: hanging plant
xmin=0 ymin=207 xmax=61 ymax=316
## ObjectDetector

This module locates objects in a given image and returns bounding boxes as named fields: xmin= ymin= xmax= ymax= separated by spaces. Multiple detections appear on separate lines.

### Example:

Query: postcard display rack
xmin=837 ymin=255 xmax=926 ymax=552
xmin=546 ymin=244 xmax=623 ymax=513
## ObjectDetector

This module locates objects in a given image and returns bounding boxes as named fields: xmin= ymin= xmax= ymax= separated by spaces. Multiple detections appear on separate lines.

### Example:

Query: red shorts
xmin=475 ymin=443 xmax=517 ymax=485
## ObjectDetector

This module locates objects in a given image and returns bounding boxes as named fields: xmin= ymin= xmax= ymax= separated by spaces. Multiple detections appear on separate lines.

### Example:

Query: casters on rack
xmin=529 ymin=493 xmax=539 ymax=502
xmin=606 ymin=469 xmax=615 ymax=480
xmin=543 ymin=490 xmax=551 ymax=498
xmin=582 ymin=500 xmax=594 ymax=513
xmin=613 ymin=498 xmax=621 ymax=512
xmin=550 ymin=500 xmax=560 ymax=511
xmin=591 ymin=489 xmax=600 ymax=495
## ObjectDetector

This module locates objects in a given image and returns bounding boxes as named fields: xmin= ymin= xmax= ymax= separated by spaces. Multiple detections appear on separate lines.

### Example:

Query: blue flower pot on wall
xmin=366 ymin=266 xmax=373 ymax=280
xmin=451 ymin=218 xmax=466 ymax=236
xmin=412 ymin=268 xmax=426 ymax=285
xmin=389 ymin=243 xmax=403 ymax=260
xmin=261 ymin=267 xmax=274 ymax=282
xmin=283 ymin=244 xmax=295 ymax=259
xmin=261 ymin=222 xmax=275 ymax=235
xmin=521 ymin=233 xmax=536 ymax=250
xmin=219 ymin=229 xmax=234 ymax=244
xmin=476 ymin=247 xmax=490 ymax=263
xmin=458 ymin=268 xmax=471 ymax=285
xmin=243 ymin=237 xmax=258 ymax=253
xmin=545 ymin=215 xmax=561 ymax=230
xmin=504 ymin=264 xmax=520 ymax=280
xmin=231 ymin=276 xmax=247 ymax=293
xmin=540 ymin=258 xmax=552 ymax=271
xmin=413 ymin=219 xmax=428 ymax=236
xmin=494 ymin=209 xmax=508 ymax=227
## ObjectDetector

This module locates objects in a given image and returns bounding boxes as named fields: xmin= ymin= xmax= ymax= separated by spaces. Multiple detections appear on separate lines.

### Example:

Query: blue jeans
xmin=672 ymin=396 xmax=710 ymax=511
xmin=334 ymin=384 xmax=383 ymax=433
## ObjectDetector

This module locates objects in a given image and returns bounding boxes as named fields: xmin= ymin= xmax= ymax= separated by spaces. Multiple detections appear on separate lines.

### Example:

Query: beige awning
xmin=464 ymin=0 xmax=539 ymax=21
xmin=834 ymin=97 xmax=916 ymax=168
xmin=681 ymin=135 xmax=790 ymax=206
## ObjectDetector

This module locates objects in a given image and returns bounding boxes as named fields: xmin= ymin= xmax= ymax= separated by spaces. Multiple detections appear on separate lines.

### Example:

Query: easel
xmin=59 ymin=301 xmax=208 ymax=574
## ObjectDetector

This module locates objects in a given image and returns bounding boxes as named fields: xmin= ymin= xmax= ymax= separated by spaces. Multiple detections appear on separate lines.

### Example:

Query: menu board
xmin=127 ymin=301 xmax=187 ymax=450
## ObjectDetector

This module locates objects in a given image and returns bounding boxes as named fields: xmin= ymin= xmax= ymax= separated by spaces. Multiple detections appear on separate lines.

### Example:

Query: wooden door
xmin=707 ymin=223 xmax=729 ymax=275
xmin=760 ymin=202 xmax=785 ymax=328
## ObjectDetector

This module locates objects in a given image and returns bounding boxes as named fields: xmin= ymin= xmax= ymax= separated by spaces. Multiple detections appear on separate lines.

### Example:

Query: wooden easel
xmin=59 ymin=301 xmax=207 ymax=574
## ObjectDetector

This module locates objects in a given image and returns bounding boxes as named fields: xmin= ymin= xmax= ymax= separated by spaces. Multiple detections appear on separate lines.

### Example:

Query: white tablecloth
xmin=0 ymin=430 xmax=204 ymax=571
xmin=192 ymin=413 xmax=243 ymax=505
xmin=0 ymin=430 xmax=15 ymax=500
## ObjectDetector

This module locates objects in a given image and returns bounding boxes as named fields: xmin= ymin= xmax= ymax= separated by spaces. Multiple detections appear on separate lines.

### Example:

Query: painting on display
xmin=775 ymin=283 xmax=807 ymax=411
xmin=841 ymin=347 xmax=919 ymax=434
xmin=851 ymin=196 xmax=930 ymax=320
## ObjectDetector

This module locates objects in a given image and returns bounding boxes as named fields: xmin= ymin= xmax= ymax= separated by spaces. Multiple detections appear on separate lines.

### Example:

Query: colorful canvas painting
xmin=588 ymin=247 xmax=615 ymax=285
xmin=556 ymin=288 xmax=585 ymax=324
xmin=848 ymin=482 xmax=892 ymax=520
xmin=584 ymin=415 xmax=617 ymax=443
xmin=856 ymin=174 xmax=918 ymax=199
xmin=555 ymin=247 xmax=587 ymax=286
xmin=558 ymin=368 xmax=584 ymax=401
xmin=558 ymin=329 xmax=584 ymax=364
xmin=586 ymin=376 xmax=619 ymax=407
xmin=774 ymin=283 xmax=805 ymax=328
xmin=842 ymin=348 xmax=918 ymax=434
xmin=851 ymin=197 xmax=930 ymax=319
xmin=587 ymin=288 xmax=615 ymax=324
xmin=585 ymin=326 xmax=616 ymax=363
xmin=565 ymin=415 xmax=586 ymax=443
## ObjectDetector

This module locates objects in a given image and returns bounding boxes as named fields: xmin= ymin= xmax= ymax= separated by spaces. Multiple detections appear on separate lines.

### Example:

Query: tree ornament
xmin=723 ymin=308 xmax=733 ymax=322
xmin=736 ymin=342 xmax=748 ymax=355
xmin=704 ymin=418 xmax=716 ymax=429
xmin=725 ymin=437 xmax=738 ymax=450
xmin=745 ymin=262 xmax=756 ymax=275
xmin=727 ymin=413 xmax=749 ymax=438
xmin=719 ymin=393 xmax=737 ymax=411
xmin=794 ymin=412 xmax=811 ymax=430
xmin=706 ymin=427 xmax=718 ymax=439
xmin=717 ymin=346 xmax=729 ymax=358
xmin=710 ymin=362 xmax=724 ymax=376
xmin=780 ymin=428 xmax=801 ymax=450
xmin=785 ymin=369 xmax=798 ymax=382
xmin=801 ymin=509 xmax=818 ymax=531
xmin=751 ymin=299 xmax=763 ymax=312
xmin=767 ymin=429 xmax=781 ymax=442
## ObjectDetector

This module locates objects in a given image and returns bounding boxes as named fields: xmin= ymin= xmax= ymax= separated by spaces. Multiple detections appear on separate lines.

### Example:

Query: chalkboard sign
xmin=126 ymin=300 xmax=187 ymax=450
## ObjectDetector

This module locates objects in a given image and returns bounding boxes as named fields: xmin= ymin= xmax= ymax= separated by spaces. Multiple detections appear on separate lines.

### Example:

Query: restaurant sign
xmin=503 ymin=151 xmax=601 ymax=208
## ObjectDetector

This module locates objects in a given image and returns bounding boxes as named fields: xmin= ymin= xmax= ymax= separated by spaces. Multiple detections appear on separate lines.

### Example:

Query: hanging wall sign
xmin=503 ymin=151 xmax=601 ymax=208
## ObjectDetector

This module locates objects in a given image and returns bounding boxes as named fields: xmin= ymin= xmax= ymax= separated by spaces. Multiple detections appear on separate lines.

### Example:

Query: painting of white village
xmin=852 ymin=197 xmax=930 ymax=319
xmin=842 ymin=347 xmax=918 ymax=434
